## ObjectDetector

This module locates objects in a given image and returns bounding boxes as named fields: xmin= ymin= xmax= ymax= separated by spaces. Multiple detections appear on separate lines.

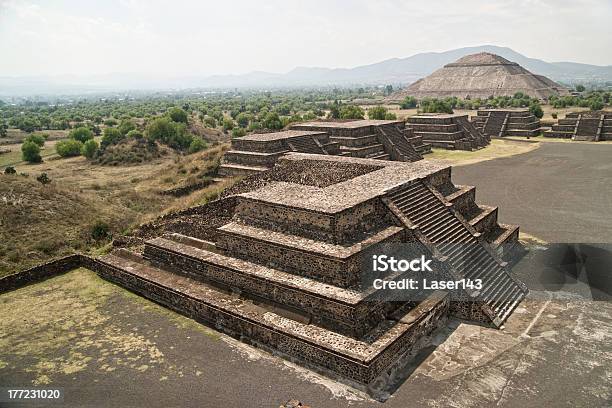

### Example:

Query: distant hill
xmin=2 ymin=45 xmax=611 ymax=96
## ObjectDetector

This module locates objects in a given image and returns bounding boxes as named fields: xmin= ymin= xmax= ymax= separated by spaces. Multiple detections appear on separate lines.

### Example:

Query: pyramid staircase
xmin=473 ymin=109 xmax=541 ymax=138
xmin=287 ymin=136 xmax=329 ymax=154
xmin=384 ymin=181 xmax=526 ymax=326
xmin=545 ymin=111 xmax=611 ymax=141
xmin=405 ymin=114 xmax=488 ymax=151
xmin=375 ymin=125 xmax=424 ymax=162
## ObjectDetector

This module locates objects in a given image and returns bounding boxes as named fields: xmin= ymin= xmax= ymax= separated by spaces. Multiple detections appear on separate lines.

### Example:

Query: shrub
xmin=552 ymin=113 xmax=558 ymax=119
xmin=262 ymin=112 xmax=283 ymax=129
xmin=188 ymin=137 xmax=208 ymax=154
xmin=146 ymin=117 xmax=192 ymax=150
xmin=126 ymin=130 xmax=143 ymax=139
xmin=339 ymin=105 xmax=365 ymax=119
xmin=36 ymin=172 xmax=51 ymax=184
xmin=167 ymin=107 xmax=189 ymax=124
xmin=590 ymin=99 xmax=604 ymax=111
xmin=575 ymin=85 xmax=585 ymax=92
xmin=69 ymin=126 xmax=94 ymax=143
xmin=4 ymin=166 xmax=16 ymax=174
xmin=232 ymin=127 xmax=246 ymax=138
xmin=25 ymin=133 xmax=45 ymax=147
xmin=91 ymin=220 xmax=110 ymax=240
xmin=203 ymin=116 xmax=217 ymax=128
xmin=101 ymin=127 xmax=124 ymax=148
xmin=400 ymin=96 xmax=417 ymax=109
xmin=222 ymin=117 xmax=235 ymax=131
xmin=419 ymin=98 xmax=454 ymax=114
xmin=368 ymin=106 xmax=388 ymax=120
xmin=385 ymin=112 xmax=397 ymax=120
xmin=56 ymin=139 xmax=83 ymax=157
xmin=81 ymin=139 xmax=99 ymax=159
xmin=21 ymin=140 xmax=42 ymax=163
xmin=104 ymin=118 xmax=118 ymax=127
xmin=529 ymin=103 xmax=544 ymax=119
xmin=117 ymin=119 xmax=136 ymax=136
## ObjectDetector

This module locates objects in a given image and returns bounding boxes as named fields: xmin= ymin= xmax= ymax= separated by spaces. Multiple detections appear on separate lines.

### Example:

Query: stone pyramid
xmin=388 ymin=52 xmax=569 ymax=101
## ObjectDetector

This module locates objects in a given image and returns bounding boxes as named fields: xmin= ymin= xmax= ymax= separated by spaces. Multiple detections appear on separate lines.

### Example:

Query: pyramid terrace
xmin=544 ymin=111 xmax=612 ymax=141
xmin=219 ymin=120 xmax=431 ymax=176
xmin=96 ymin=153 xmax=526 ymax=393
xmin=472 ymin=108 xmax=541 ymax=138
xmin=405 ymin=113 xmax=489 ymax=150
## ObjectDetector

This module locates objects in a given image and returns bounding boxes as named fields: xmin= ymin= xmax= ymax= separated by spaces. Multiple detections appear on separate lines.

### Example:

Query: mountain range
xmin=2 ymin=45 xmax=611 ymax=96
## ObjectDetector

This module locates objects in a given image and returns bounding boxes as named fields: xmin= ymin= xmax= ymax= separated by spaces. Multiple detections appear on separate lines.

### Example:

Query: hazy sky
xmin=1 ymin=0 xmax=611 ymax=77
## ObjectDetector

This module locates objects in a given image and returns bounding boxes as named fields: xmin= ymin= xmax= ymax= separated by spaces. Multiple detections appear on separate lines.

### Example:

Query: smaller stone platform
xmin=544 ymin=111 xmax=612 ymax=141
xmin=292 ymin=120 xmax=430 ymax=162
xmin=405 ymin=114 xmax=489 ymax=150
xmin=472 ymin=108 xmax=541 ymax=138
xmin=219 ymin=130 xmax=340 ymax=176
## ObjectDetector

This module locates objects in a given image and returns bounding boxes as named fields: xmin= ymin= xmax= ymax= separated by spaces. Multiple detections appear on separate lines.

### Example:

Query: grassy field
xmin=0 ymin=142 xmax=230 ymax=277
xmin=425 ymin=139 xmax=539 ymax=166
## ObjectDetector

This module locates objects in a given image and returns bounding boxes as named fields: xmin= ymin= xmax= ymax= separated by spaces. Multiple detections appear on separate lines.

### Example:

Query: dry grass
xmin=425 ymin=139 xmax=539 ymax=166
xmin=0 ymin=142 xmax=230 ymax=277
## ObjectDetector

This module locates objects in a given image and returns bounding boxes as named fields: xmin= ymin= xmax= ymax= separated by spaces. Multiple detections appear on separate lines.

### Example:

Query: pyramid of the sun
xmin=388 ymin=52 xmax=569 ymax=101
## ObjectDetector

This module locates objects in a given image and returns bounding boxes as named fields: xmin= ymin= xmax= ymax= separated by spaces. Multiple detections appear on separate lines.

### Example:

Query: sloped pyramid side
xmin=387 ymin=52 xmax=569 ymax=101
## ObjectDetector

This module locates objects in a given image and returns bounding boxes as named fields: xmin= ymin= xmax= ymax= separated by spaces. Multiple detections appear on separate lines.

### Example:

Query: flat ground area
xmin=450 ymin=141 xmax=612 ymax=243
xmin=1 ymin=141 xmax=611 ymax=407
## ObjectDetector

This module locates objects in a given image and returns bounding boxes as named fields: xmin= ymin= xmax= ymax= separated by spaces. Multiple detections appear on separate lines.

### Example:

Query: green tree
xmin=4 ymin=166 xmax=16 ymax=175
xmin=167 ymin=107 xmax=189 ymax=123
xmin=21 ymin=140 xmax=42 ymax=163
xmin=146 ymin=117 xmax=192 ymax=150
xmin=101 ymin=127 xmax=124 ymax=148
xmin=126 ymin=130 xmax=143 ymax=139
xmin=117 ymin=119 xmax=136 ymax=136
xmin=81 ymin=139 xmax=99 ymax=159
xmin=339 ymin=105 xmax=364 ymax=119
xmin=69 ymin=126 xmax=94 ymax=143
xmin=104 ymin=118 xmax=118 ymax=127
xmin=25 ymin=133 xmax=45 ymax=147
xmin=575 ymin=84 xmax=585 ymax=92
xmin=222 ymin=117 xmax=235 ymax=131
xmin=263 ymin=112 xmax=283 ymax=129
xmin=368 ymin=106 xmax=388 ymax=120
xmin=188 ymin=137 xmax=208 ymax=153
xmin=203 ymin=116 xmax=217 ymax=128
xmin=56 ymin=139 xmax=83 ymax=157
xmin=529 ymin=103 xmax=544 ymax=119
xmin=232 ymin=127 xmax=246 ymax=138
xmin=385 ymin=112 xmax=397 ymax=120
xmin=236 ymin=112 xmax=250 ymax=128
xmin=399 ymin=96 xmax=417 ymax=109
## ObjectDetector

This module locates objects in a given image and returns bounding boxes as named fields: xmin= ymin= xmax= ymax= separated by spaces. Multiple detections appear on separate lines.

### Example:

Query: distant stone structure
xmin=472 ymin=108 xmax=541 ymax=138
xmin=405 ymin=113 xmax=489 ymax=150
xmin=544 ymin=111 xmax=612 ymax=141
xmin=387 ymin=52 xmax=569 ymax=101
xmin=97 ymin=154 xmax=526 ymax=393
xmin=220 ymin=120 xmax=431 ymax=176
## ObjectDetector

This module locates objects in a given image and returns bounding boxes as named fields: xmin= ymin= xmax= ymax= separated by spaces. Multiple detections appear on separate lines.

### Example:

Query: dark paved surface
xmin=452 ymin=142 xmax=612 ymax=243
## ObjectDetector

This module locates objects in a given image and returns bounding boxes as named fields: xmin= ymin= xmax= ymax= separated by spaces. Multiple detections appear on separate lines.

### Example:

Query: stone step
xmin=468 ymin=205 xmax=498 ymax=234
xmin=215 ymin=221 xmax=405 ymax=288
xmin=486 ymin=224 xmax=519 ymax=258
xmin=340 ymin=143 xmax=385 ymax=158
xmin=143 ymin=236 xmax=390 ymax=337
xmin=385 ymin=181 xmax=526 ymax=327
xmin=95 ymin=252 xmax=450 ymax=386
xmin=223 ymin=150 xmax=288 ymax=166
xmin=218 ymin=163 xmax=268 ymax=177
xmin=330 ymin=134 xmax=378 ymax=147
